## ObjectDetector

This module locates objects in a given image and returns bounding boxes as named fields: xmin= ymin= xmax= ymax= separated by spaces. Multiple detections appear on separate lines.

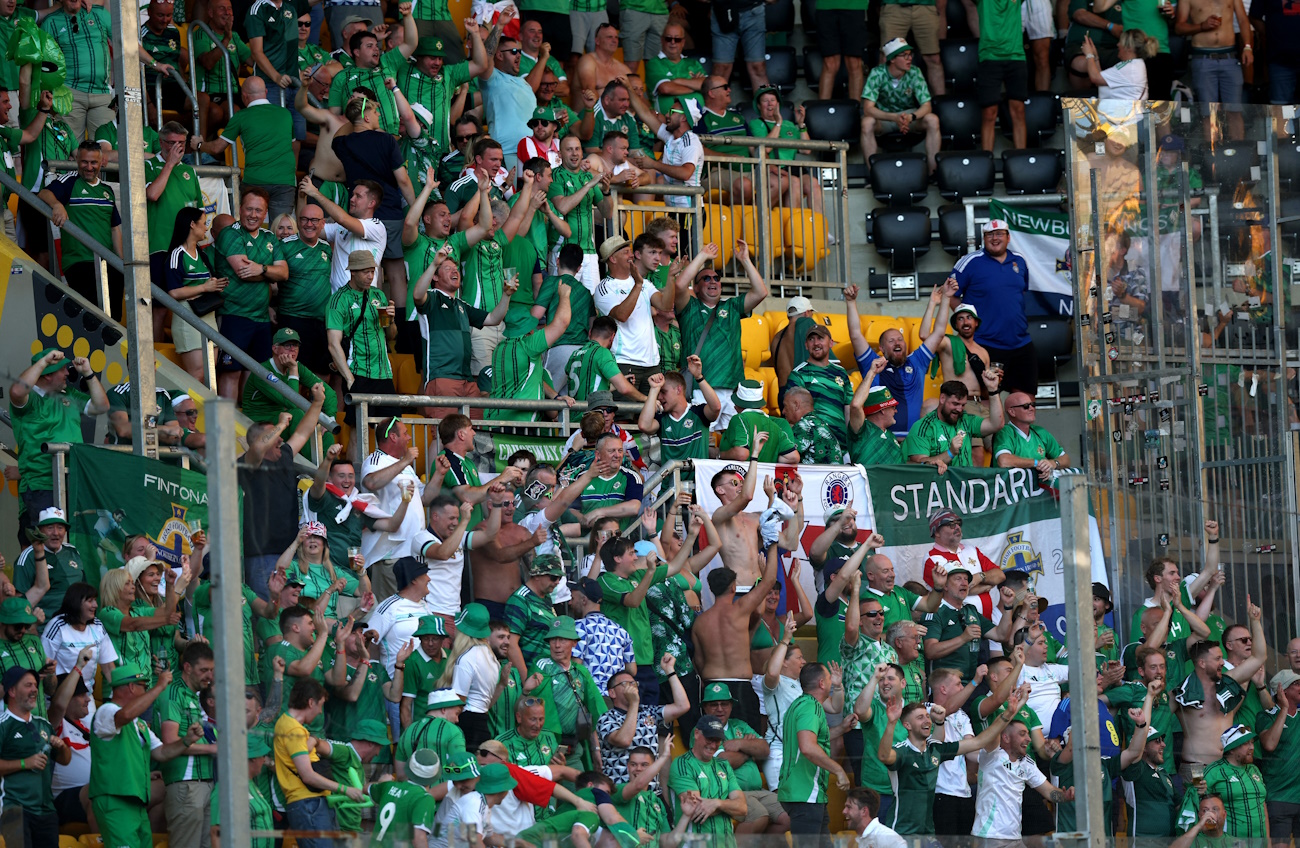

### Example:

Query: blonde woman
xmin=98 ymin=559 xmax=189 ymax=688
xmin=272 ymin=213 xmax=298 ymax=240
xmin=1082 ymin=30 xmax=1159 ymax=102
xmin=440 ymin=603 xmax=507 ymax=749
xmin=274 ymin=521 xmax=371 ymax=620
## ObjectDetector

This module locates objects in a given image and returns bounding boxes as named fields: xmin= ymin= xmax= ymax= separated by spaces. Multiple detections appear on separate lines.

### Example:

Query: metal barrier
xmin=41 ymin=442 xmax=200 ymax=514
xmin=699 ymin=136 xmax=851 ymax=298
xmin=0 ymin=168 xmax=338 ymax=436
xmin=189 ymin=20 xmax=238 ymax=136
xmin=608 ymin=182 xmax=705 ymax=265
xmin=1063 ymin=97 xmax=1300 ymax=645
xmin=146 ymin=63 xmax=201 ymax=142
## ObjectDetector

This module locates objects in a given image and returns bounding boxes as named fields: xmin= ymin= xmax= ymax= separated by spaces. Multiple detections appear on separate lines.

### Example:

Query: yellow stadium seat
xmin=831 ymin=340 xmax=855 ymax=368
xmin=781 ymin=209 xmax=828 ymax=269
xmin=864 ymin=316 xmax=908 ymax=349
xmin=816 ymin=313 xmax=851 ymax=347
xmin=152 ymin=836 xmax=168 ymax=846
xmin=700 ymin=206 xmax=737 ymax=268
xmin=759 ymin=366 xmax=780 ymax=414
xmin=59 ymin=836 xmax=81 ymax=848
xmin=392 ymin=353 xmax=421 ymax=396
xmin=59 ymin=825 xmax=89 ymax=839
xmin=740 ymin=316 xmax=768 ymax=370
xmin=620 ymin=201 xmax=664 ymax=243
xmin=154 ymin=342 xmax=183 ymax=368
xmin=764 ymin=310 xmax=789 ymax=342
xmin=903 ymin=315 xmax=927 ymax=350
xmin=80 ymin=835 xmax=104 ymax=848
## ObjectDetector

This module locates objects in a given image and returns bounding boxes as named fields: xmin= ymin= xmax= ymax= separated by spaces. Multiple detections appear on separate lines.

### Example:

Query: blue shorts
xmin=1190 ymin=52 xmax=1244 ymax=111
xmin=216 ymin=314 xmax=273 ymax=371
xmin=261 ymin=82 xmax=308 ymax=140
xmin=711 ymin=4 xmax=767 ymax=64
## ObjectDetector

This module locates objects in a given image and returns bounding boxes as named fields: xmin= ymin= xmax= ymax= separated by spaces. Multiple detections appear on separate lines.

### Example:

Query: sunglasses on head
xmin=381 ymin=416 xmax=401 ymax=440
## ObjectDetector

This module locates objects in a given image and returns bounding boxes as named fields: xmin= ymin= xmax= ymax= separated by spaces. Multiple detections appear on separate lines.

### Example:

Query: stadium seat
xmin=818 ymin=313 xmax=852 ymax=347
xmin=804 ymin=99 xmax=861 ymax=143
xmin=938 ymin=203 xmax=976 ymax=256
xmin=152 ymin=837 xmax=167 ymax=846
xmin=59 ymin=826 xmax=90 ymax=839
xmin=1027 ymin=318 xmax=1074 ymax=407
xmin=935 ymin=150 xmax=996 ymax=200
xmin=866 ymin=316 xmax=910 ymax=350
xmin=1001 ymin=149 xmax=1064 ymax=194
xmin=80 ymin=836 xmax=104 ymax=848
xmin=945 ymin=0 xmax=971 ymax=36
xmin=701 ymin=205 xmax=744 ymax=267
xmin=60 ymin=837 xmax=81 ymax=848
xmin=767 ymin=0 xmax=796 ymax=32
xmin=761 ymin=366 xmax=781 ymax=414
xmin=802 ymin=47 xmax=848 ymax=93
xmin=741 ymin=317 xmax=769 ymax=369
xmin=393 ymin=353 xmax=422 ymax=395
xmin=763 ymin=47 xmax=798 ymax=91
xmin=940 ymin=40 xmax=979 ymax=94
xmin=832 ymin=340 xmax=857 ymax=368
xmin=932 ymin=95 xmax=982 ymax=150
xmin=1000 ymin=93 xmax=1061 ymax=146
xmin=869 ymin=153 xmax=929 ymax=206
xmin=1278 ymin=138 xmax=1300 ymax=190
xmin=781 ymin=208 xmax=829 ymax=268
xmin=1205 ymin=142 xmax=1259 ymax=190
xmin=869 ymin=207 xmax=932 ymax=272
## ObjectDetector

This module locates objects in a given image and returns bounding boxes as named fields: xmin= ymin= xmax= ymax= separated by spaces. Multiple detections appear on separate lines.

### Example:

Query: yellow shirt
xmin=274 ymin=712 xmax=327 ymax=805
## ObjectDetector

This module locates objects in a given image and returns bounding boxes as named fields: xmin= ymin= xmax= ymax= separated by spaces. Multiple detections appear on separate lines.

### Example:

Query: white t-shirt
xmin=1099 ymin=59 xmax=1148 ymax=102
xmin=432 ymin=784 xmax=488 ymax=848
xmin=973 ymin=747 xmax=1047 ymax=839
xmin=41 ymin=616 xmax=119 ymax=693
xmin=858 ymin=818 xmax=908 ymax=848
xmin=1018 ymin=663 xmax=1071 ymax=726
xmin=933 ymin=703 xmax=975 ymax=798
xmin=368 ymin=594 xmax=430 ymax=677
xmin=762 ymin=674 xmax=804 ymax=744
xmin=411 ymin=529 xmax=473 ymax=615
xmin=489 ymin=765 xmax=551 ymax=834
xmin=451 ymin=644 xmax=501 ymax=713
xmin=656 ymin=125 xmax=703 ymax=208
xmin=324 ymin=218 xmax=387 ymax=293
xmin=92 ymin=702 xmax=163 ymax=748
xmin=52 ymin=716 xmax=92 ymax=792
xmin=360 ymin=450 xmax=425 ymax=564
xmin=593 ymin=276 xmax=660 ymax=367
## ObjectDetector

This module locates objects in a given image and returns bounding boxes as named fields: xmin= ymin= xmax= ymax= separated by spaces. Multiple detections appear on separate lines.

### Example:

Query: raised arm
xmin=1225 ymin=597 xmax=1267 ymax=684
xmin=299 ymin=174 xmax=367 ymax=237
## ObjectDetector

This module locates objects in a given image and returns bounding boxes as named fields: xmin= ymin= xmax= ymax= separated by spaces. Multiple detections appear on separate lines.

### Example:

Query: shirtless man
xmin=709 ymin=432 xmax=805 ymax=587
xmin=693 ymin=540 xmax=782 ymax=732
xmin=936 ymin=304 xmax=991 ymax=416
xmin=574 ymin=23 xmax=633 ymax=108
xmin=1173 ymin=595 xmax=1266 ymax=780
xmin=1175 ymin=0 xmax=1252 ymax=139
xmin=583 ymin=131 xmax=647 ymax=190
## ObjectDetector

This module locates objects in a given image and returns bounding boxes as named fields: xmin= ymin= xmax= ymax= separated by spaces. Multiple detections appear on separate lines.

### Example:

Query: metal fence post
xmin=1060 ymin=472 xmax=1105 ymax=848
xmin=206 ymin=399 xmax=250 ymax=848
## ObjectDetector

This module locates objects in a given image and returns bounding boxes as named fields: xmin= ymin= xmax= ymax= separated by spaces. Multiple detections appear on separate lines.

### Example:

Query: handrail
xmin=191 ymin=21 xmax=237 ymax=124
xmin=43 ymin=441 xmax=204 ymax=471
xmin=608 ymin=184 xmax=705 ymax=196
xmin=703 ymin=135 xmax=851 ymax=153
xmin=0 ymin=170 xmax=339 ymax=435
xmin=46 ymin=160 xmax=240 ymax=179
xmin=147 ymin=62 xmax=202 ymax=142
xmin=344 ymin=393 xmax=645 ymax=417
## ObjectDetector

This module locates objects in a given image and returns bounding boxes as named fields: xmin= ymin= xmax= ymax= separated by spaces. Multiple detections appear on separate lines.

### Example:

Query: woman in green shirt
xmin=747 ymin=86 xmax=823 ymax=216
xmin=165 ymin=207 xmax=228 ymax=381
xmin=273 ymin=521 xmax=368 ymax=621
xmin=98 ymin=561 xmax=188 ymax=689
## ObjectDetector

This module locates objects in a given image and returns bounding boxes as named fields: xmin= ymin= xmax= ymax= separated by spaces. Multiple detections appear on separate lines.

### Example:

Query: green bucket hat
xmin=413 ymin=615 xmax=448 ymax=638
xmin=0 ymin=597 xmax=38 ymax=625
xmin=408 ymin=748 xmax=442 ymax=786
xmin=546 ymin=615 xmax=580 ymax=641
xmin=1221 ymin=724 xmax=1256 ymax=754
xmin=442 ymin=751 xmax=480 ymax=781
xmin=31 ymin=349 xmax=66 ymax=376
xmin=109 ymin=663 xmax=150 ymax=688
xmin=454 ymin=603 xmax=491 ymax=640
xmin=528 ymin=554 xmax=564 ymax=578
xmin=702 ymin=682 xmax=734 ymax=703
xmin=352 ymin=718 xmax=391 ymax=746
xmin=476 ymin=763 xmax=518 ymax=795
xmin=248 ymin=734 xmax=273 ymax=759
xmin=529 ymin=105 xmax=558 ymax=126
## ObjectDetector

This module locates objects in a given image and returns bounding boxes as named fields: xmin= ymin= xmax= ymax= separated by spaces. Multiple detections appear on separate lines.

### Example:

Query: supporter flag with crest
xmin=989 ymin=198 xmax=1075 ymax=318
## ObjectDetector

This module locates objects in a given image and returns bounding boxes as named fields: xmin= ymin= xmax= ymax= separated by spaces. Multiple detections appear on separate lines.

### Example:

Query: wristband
xmin=19 ymin=759 xmax=24 ymax=770
xmin=945 ymin=449 xmax=954 ymax=460
xmin=395 ymin=664 xmax=405 ymax=670
xmin=1207 ymin=537 xmax=1220 ymax=543
xmin=1243 ymin=44 xmax=1253 ymax=50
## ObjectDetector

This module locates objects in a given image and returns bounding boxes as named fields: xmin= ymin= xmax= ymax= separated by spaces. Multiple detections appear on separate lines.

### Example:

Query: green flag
xmin=66 ymin=445 xmax=223 ymax=585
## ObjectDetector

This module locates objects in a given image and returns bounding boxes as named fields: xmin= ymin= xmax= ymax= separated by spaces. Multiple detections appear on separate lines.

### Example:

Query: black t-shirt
xmin=237 ymin=448 xmax=300 ymax=555
xmin=331 ymin=130 xmax=405 ymax=220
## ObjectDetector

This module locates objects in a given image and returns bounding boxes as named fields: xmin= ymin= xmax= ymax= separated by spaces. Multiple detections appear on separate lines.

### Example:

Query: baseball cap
xmin=1092 ymin=582 xmax=1113 ymax=612
xmin=273 ymin=327 xmax=301 ymax=345
xmin=576 ymin=577 xmax=603 ymax=603
xmin=787 ymin=296 xmax=813 ymax=314
xmin=949 ymin=304 xmax=980 ymax=330
xmin=805 ymin=323 xmax=832 ymax=339
xmin=37 ymin=507 xmax=69 ymax=527
xmin=528 ymin=554 xmax=564 ymax=577
xmin=702 ymin=682 xmax=734 ymax=703
xmin=301 ymin=520 xmax=327 ymax=539
xmin=696 ymin=716 xmax=727 ymax=739
xmin=982 ymin=219 xmax=1009 ymax=234
xmin=1159 ymin=133 xmax=1185 ymax=152
xmin=1272 ymin=669 xmax=1300 ymax=694
xmin=633 ymin=540 xmax=658 ymax=557
xmin=0 ymin=597 xmax=37 ymax=625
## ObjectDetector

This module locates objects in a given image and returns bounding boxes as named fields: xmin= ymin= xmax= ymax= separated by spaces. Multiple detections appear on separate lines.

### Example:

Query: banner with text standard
xmin=694 ymin=460 xmax=1108 ymax=641
xmin=67 ymin=445 xmax=216 ymax=585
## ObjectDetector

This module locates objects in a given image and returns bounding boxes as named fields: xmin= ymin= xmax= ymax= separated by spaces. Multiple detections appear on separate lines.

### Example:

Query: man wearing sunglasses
xmin=992 ymin=391 xmax=1069 ymax=485
xmin=645 ymin=24 xmax=706 ymax=113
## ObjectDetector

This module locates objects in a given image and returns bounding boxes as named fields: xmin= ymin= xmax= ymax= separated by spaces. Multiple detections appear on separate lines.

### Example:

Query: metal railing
xmin=699 ymin=135 xmax=851 ymax=298
xmin=49 ymin=157 xmax=243 ymax=236
xmin=146 ymin=63 xmax=201 ymax=142
xmin=189 ymin=21 xmax=237 ymax=131
xmin=41 ymin=442 xmax=200 ymax=515
xmin=0 ymin=169 xmax=338 ymax=436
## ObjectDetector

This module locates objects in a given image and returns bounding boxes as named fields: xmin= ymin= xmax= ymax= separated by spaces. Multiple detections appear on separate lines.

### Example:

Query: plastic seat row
xmin=870 ymin=149 xmax=1064 ymax=206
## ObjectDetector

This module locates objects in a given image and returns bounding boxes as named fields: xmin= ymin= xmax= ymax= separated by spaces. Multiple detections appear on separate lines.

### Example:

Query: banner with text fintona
xmin=67 ymin=445 xmax=220 ymax=586
xmin=492 ymin=434 xmax=571 ymax=471
xmin=988 ymin=199 xmax=1074 ymax=319
xmin=865 ymin=464 xmax=1108 ymax=643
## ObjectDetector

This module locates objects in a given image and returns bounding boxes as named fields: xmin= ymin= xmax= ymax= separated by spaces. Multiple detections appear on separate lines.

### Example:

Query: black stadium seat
xmin=805 ymin=99 xmax=861 ymax=143
xmin=1001 ymin=149 xmax=1064 ymax=194
xmin=767 ymin=0 xmax=796 ymax=32
xmin=763 ymin=47 xmax=798 ymax=91
xmin=939 ymin=203 xmax=977 ymax=256
xmin=1205 ymin=142 xmax=1259 ymax=189
xmin=869 ymin=207 xmax=932 ymax=272
xmin=999 ymin=93 xmax=1061 ymax=146
xmin=1278 ymin=139 xmax=1300 ymax=190
xmin=869 ymin=153 xmax=929 ymax=205
xmin=932 ymin=95 xmax=981 ymax=150
xmin=945 ymin=0 xmax=971 ymax=37
xmin=935 ymin=150 xmax=995 ymax=200
xmin=941 ymin=40 xmax=979 ymax=94
xmin=1028 ymin=319 xmax=1075 ymax=406
xmin=802 ymin=47 xmax=848 ymax=93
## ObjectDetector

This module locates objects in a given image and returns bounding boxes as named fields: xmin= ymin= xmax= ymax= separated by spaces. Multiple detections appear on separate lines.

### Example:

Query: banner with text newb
xmin=67 ymin=445 xmax=217 ymax=585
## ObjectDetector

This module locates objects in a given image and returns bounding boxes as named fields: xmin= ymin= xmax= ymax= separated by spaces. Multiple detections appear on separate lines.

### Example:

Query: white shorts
xmin=1021 ymin=0 xmax=1054 ymax=40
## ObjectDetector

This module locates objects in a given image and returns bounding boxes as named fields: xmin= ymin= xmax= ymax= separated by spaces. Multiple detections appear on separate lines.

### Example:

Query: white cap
xmin=883 ymin=38 xmax=913 ymax=60
xmin=982 ymin=219 xmax=1010 ymax=234
xmin=787 ymin=296 xmax=814 ymax=314
xmin=125 ymin=556 xmax=159 ymax=582
xmin=672 ymin=98 xmax=704 ymax=125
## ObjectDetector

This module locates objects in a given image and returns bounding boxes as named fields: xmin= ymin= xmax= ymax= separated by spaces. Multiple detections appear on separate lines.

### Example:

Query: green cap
xmin=109 ymin=663 xmax=150 ymax=688
xmin=413 ymin=34 xmax=447 ymax=57
xmin=476 ymin=763 xmax=518 ymax=795
xmin=529 ymin=105 xmax=558 ymax=126
xmin=546 ymin=615 xmax=579 ymax=641
xmin=352 ymin=718 xmax=391 ymax=746
xmin=31 ymin=349 xmax=66 ymax=376
xmin=442 ymin=751 xmax=480 ymax=780
xmin=529 ymin=554 xmax=564 ymax=577
xmin=413 ymin=615 xmax=448 ymax=637
xmin=408 ymin=748 xmax=442 ymax=786
xmin=273 ymin=327 xmax=301 ymax=345
xmin=701 ymin=682 xmax=734 ymax=703
xmin=248 ymin=734 xmax=273 ymax=759
xmin=454 ymin=603 xmax=491 ymax=640
xmin=0 ymin=597 xmax=37 ymax=625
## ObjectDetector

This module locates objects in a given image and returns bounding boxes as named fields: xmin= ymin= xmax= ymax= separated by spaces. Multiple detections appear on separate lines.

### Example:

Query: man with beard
xmin=848 ymin=365 xmax=906 ymax=466
xmin=1174 ymin=598 xmax=1266 ymax=779
xmin=993 ymin=391 xmax=1070 ymax=485
xmin=923 ymin=510 xmax=1005 ymax=621
xmin=1169 ymin=794 xmax=1231 ymax=848
xmin=1120 ymin=713 xmax=1177 ymax=837
xmin=972 ymin=715 xmax=1074 ymax=839
xmin=786 ymin=324 xmax=853 ymax=450
xmin=904 ymin=377 xmax=1004 ymax=473
xmin=948 ymin=219 xmax=1038 ymax=395
xmin=1257 ymin=670 xmax=1300 ymax=842
xmin=937 ymin=304 xmax=993 ymax=413
xmin=626 ymin=90 xmax=705 ymax=208
xmin=845 ymin=281 xmax=954 ymax=438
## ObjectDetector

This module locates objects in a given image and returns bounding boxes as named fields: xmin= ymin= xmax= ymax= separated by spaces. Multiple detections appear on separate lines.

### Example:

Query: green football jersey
xmin=368 ymin=780 xmax=437 ymax=848
xmin=785 ymin=361 xmax=852 ymax=447
xmin=676 ymin=293 xmax=748 ymax=390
